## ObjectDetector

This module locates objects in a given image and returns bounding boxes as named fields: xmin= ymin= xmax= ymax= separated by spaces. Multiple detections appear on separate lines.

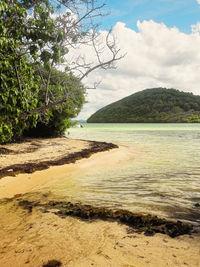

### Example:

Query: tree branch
xmin=13 ymin=61 xmax=23 ymax=91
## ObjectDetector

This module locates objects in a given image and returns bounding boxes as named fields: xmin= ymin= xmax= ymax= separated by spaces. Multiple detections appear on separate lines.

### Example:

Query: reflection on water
xmin=49 ymin=123 xmax=200 ymax=225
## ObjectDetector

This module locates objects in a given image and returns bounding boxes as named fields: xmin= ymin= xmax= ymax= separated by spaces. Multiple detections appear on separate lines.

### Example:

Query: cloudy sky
xmin=75 ymin=0 xmax=200 ymax=120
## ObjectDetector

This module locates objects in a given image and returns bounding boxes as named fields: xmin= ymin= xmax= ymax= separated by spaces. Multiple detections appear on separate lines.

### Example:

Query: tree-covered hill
xmin=87 ymin=88 xmax=200 ymax=123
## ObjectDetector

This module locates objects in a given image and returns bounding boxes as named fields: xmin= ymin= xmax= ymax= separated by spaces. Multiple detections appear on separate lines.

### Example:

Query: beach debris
xmin=14 ymin=193 xmax=22 ymax=197
xmin=0 ymin=141 xmax=118 ymax=179
xmin=0 ymin=147 xmax=13 ymax=154
xmin=17 ymin=198 xmax=193 ymax=238
xmin=42 ymin=260 xmax=62 ymax=267
xmin=144 ymin=229 xmax=154 ymax=236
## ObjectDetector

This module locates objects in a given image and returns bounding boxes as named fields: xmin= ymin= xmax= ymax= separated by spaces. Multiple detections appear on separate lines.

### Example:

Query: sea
xmin=50 ymin=123 xmax=200 ymax=226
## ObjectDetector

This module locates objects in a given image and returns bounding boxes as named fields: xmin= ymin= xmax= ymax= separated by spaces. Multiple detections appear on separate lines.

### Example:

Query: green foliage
xmin=0 ymin=0 xmax=39 ymax=143
xmin=0 ymin=0 xmax=85 ymax=143
xmin=184 ymin=114 xmax=200 ymax=123
xmin=24 ymin=68 xmax=85 ymax=137
xmin=21 ymin=0 xmax=66 ymax=66
xmin=87 ymin=88 xmax=200 ymax=123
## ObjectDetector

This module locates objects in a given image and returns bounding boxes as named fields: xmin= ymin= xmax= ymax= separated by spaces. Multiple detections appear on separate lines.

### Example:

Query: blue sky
xmin=100 ymin=0 xmax=200 ymax=33
xmin=74 ymin=0 xmax=200 ymax=119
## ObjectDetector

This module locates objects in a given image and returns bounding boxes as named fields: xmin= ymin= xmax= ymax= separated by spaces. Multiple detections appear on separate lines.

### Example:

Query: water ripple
xmin=49 ymin=123 xmax=200 ymax=225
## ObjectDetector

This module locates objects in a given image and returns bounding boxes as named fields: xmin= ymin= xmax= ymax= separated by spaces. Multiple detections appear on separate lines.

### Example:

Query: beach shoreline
xmin=0 ymin=137 xmax=121 ymax=199
xmin=0 ymin=137 xmax=200 ymax=267
xmin=0 ymin=137 xmax=118 ymax=179
xmin=0 ymin=192 xmax=200 ymax=267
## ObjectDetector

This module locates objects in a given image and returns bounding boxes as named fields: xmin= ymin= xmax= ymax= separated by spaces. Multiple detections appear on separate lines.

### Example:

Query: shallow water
xmin=51 ymin=123 xmax=200 ymax=225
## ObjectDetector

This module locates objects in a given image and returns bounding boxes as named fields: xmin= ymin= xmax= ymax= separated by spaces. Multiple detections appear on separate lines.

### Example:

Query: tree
xmin=24 ymin=68 xmax=85 ymax=137
xmin=0 ymin=1 xmax=39 ymax=142
xmin=0 ymin=0 xmax=123 ymax=143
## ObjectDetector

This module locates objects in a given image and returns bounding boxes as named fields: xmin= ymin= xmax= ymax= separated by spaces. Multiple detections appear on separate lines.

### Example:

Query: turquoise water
xmin=58 ymin=124 xmax=200 ymax=224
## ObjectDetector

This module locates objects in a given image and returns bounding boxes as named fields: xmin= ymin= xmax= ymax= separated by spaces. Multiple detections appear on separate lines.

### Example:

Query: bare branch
xmin=16 ymin=0 xmax=125 ymax=120
xmin=13 ymin=61 xmax=23 ymax=91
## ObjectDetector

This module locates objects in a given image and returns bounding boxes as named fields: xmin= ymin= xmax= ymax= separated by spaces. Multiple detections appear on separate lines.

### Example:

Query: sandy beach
xmin=0 ymin=137 xmax=200 ymax=267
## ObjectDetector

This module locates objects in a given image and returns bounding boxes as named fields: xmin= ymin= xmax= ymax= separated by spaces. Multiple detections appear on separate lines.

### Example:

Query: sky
xmin=75 ymin=0 xmax=200 ymax=120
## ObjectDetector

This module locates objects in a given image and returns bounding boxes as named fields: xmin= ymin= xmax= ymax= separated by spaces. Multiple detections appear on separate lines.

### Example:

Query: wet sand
xmin=0 ymin=138 xmax=200 ymax=267
xmin=0 ymin=193 xmax=200 ymax=267
xmin=0 ymin=138 xmax=127 ymax=199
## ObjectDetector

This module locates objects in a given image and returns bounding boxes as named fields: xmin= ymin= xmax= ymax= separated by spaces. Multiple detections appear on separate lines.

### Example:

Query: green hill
xmin=87 ymin=88 xmax=200 ymax=123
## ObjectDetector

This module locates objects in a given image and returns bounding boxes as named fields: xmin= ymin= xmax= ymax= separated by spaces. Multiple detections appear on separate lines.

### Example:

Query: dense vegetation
xmin=87 ymin=88 xmax=200 ymax=123
xmin=0 ymin=0 xmax=85 ymax=143
xmin=0 ymin=0 xmax=120 ymax=144
xmin=23 ymin=68 xmax=85 ymax=137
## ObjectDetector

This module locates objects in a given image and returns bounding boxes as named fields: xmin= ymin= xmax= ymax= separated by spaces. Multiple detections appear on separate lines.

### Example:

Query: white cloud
xmin=197 ymin=0 xmax=200 ymax=4
xmin=191 ymin=22 xmax=200 ymax=34
xmin=74 ymin=20 xmax=200 ymax=120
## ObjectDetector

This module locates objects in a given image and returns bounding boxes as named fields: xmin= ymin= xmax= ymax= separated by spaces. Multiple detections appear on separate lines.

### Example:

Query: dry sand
xmin=0 ymin=137 xmax=90 ymax=169
xmin=0 ymin=138 xmax=200 ymax=267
